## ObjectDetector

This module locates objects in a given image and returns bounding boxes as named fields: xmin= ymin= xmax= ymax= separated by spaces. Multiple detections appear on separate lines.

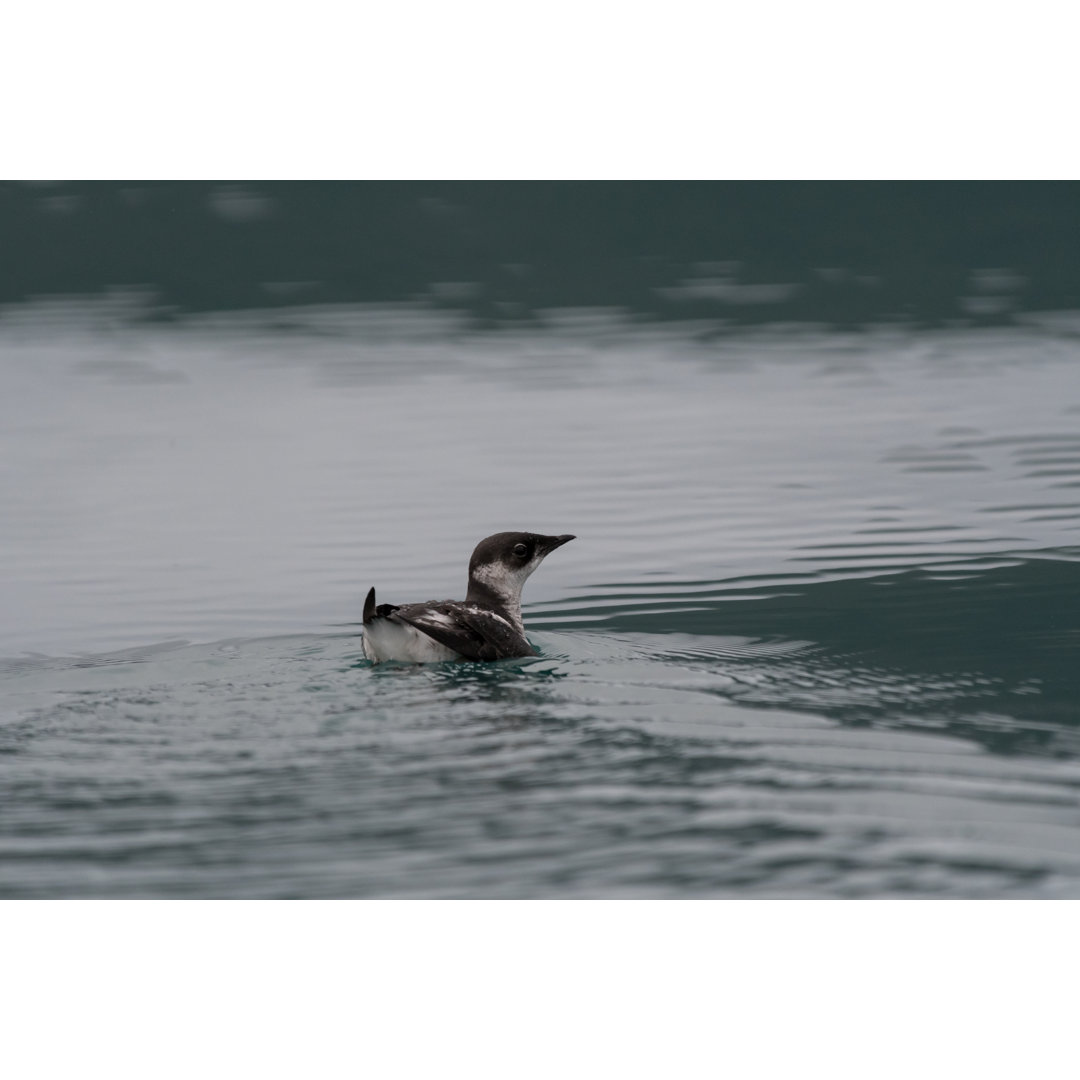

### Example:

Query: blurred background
xmin=5 ymin=180 xmax=1080 ymax=324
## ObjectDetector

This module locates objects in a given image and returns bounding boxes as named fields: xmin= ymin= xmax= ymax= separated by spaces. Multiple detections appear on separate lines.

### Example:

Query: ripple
xmin=5 ymin=308 xmax=1080 ymax=895
xmin=1 ymin=628 xmax=1079 ymax=898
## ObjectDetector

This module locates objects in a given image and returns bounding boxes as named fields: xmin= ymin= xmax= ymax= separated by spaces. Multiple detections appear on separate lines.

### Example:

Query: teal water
xmin=3 ymin=301 xmax=1080 ymax=897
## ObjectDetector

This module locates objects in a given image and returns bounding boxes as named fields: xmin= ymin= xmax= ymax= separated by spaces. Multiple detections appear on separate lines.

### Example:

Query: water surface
xmin=3 ymin=302 xmax=1080 ymax=896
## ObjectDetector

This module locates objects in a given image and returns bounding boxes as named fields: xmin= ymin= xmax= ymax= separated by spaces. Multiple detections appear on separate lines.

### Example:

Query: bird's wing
xmin=392 ymin=601 xmax=536 ymax=661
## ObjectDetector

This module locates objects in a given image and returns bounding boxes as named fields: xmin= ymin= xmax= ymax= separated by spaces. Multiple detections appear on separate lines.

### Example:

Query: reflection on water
xmin=6 ymin=181 xmax=1080 ymax=324
xmin=2 ymin=300 xmax=1080 ymax=897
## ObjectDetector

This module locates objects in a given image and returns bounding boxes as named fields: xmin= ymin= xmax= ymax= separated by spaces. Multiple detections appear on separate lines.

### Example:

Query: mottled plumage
xmin=362 ymin=531 xmax=574 ymax=663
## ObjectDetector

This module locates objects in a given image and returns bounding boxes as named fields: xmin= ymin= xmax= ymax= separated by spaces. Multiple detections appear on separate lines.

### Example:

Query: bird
xmin=361 ymin=531 xmax=575 ymax=663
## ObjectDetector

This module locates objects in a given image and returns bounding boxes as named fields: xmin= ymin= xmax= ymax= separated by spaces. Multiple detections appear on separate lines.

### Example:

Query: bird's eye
xmin=513 ymin=543 xmax=528 ymax=558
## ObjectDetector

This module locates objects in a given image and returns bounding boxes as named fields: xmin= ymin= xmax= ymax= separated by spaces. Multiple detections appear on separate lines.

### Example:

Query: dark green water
xmin=6 ymin=181 xmax=1080 ymax=326
xmin=3 ymin=183 xmax=1080 ymax=896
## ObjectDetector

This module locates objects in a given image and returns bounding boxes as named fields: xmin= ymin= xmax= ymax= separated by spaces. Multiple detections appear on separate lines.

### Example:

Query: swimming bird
xmin=362 ymin=531 xmax=575 ymax=663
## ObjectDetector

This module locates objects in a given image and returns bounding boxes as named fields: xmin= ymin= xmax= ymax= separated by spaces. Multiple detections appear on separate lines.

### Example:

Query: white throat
xmin=469 ymin=558 xmax=543 ymax=628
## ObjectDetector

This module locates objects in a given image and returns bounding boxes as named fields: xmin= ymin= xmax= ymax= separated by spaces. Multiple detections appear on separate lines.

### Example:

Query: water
xmin=3 ymin=300 xmax=1080 ymax=897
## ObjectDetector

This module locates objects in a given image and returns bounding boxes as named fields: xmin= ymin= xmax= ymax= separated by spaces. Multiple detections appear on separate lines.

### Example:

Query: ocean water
xmin=3 ymin=300 xmax=1080 ymax=897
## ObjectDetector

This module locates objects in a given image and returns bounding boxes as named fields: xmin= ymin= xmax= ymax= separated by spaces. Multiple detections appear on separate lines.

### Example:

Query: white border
xmin=6 ymin=3 xmax=1077 ymax=178
xmin=7 ymin=901 xmax=1077 ymax=1079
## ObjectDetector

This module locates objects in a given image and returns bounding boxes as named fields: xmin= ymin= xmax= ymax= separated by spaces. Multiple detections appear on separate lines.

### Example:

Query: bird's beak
xmin=542 ymin=534 xmax=576 ymax=554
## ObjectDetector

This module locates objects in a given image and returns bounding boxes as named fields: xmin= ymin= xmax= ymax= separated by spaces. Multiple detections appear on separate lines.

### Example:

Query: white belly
xmin=362 ymin=618 xmax=463 ymax=663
